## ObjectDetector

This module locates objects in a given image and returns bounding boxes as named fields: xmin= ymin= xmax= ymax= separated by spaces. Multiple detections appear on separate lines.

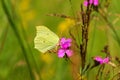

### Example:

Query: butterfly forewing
xmin=34 ymin=26 xmax=59 ymax=53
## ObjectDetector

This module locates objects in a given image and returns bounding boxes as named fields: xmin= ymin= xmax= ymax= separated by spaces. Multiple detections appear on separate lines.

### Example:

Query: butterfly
xmin=34 ymin=26 xmax=59 ymax=53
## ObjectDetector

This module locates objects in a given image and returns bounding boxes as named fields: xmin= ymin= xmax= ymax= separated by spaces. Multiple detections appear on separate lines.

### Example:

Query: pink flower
xmin=57 ymin=37 xmax=73 ymax=58
xmin=94 ymin=0 xmax=99 ymax=6
xmin=94 ymin=56 xmax=110 ymax=64
xmin=59 ymin=37 xmax=72 ymax=49
xmin=58 ymin=49 xmax=72 ymax=58
xmin=84 ymin=0 xmax=99 ymax=6
xmin=84 ymin=1 xmax=89 ymax=6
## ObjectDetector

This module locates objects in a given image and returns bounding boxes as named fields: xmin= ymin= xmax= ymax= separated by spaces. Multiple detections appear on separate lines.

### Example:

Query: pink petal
xmin=84 ymin=1 xmax=88 ymax=6
xmin=66 ymin=38 xmax=72 ymax=47
xmin=60 ymin=38 xmax=66 ymax=45
xmin=58 ymin=49 xmax=65 ymax=58
xmin=94 ymin=0 xmax=99 ymax=6
xmin=90 ymin=0 xmax=93 ymax=4
xmin=94 ymin=56 xmax=103 ymax=61
xmin=94 ymin=56 xmax=110 ymax=64
xmin=94 ymin=56 xmax=103 ymax=64
xmin=103 ymin=57 xmax=109 ymax=63
xmin=84 ymin=0 xmax=93 ymax=6
xmin=66 ymin=38 xmax=72 ymax=43
xmin=65 ymin=50 xmax=73 ymax=57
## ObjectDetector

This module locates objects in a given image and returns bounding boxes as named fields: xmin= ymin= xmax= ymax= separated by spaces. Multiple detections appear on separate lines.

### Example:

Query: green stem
xmin=99 ymin=8 xmax=120 ymax=47
xmin=1 ymin=0 xmax=35 ymax=80
xmin=0 ymin=26 xmax=8 ymax=54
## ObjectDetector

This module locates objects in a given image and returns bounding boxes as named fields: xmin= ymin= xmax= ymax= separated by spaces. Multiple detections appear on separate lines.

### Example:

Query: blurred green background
xmin=0 ymin=0 xmax=120 ymax=80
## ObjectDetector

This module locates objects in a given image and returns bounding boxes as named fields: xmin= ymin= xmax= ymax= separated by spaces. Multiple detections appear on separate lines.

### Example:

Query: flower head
xmin=84 ymin=0 xmax=93 ymax=6
xmin=94 ymin=0 xmax=99 ymax=6
xmin=94 ymin=56 xmax=110 ymax=64
xmin=84 ymin=0 xmax=99 ymax=6
xmin=57 ymin=37 xmax=73 ymax=58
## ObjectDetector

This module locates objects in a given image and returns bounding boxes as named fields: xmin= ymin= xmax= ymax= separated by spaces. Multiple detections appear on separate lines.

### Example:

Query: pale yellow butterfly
xmin=34 ymin=26 xmax=59 ymax=53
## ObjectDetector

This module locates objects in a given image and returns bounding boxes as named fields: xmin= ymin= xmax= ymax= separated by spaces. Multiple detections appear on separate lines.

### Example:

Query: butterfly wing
xmin=34 ymin=26 xmax=59 ymax=53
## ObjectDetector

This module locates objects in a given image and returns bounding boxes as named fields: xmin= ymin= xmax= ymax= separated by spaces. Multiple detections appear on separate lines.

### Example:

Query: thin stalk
xmin=0 ymin=26 xmax=8 ymax=54
xmin=80 ymin=4 xmax=91 ymax=70
xmin=12 ymin=1 xmax=41 ymax=79
xmin=98 ymin=8 xmax=120 ymax=47
xmin=68 ymin=0 xmax=76 ymax=18
xmin=1 ymin=0 xmax=35 ymax=80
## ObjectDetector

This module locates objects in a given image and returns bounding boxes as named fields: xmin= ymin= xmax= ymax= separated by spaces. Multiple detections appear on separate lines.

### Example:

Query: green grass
xmin=0 ymin=0 xmax=120 ymax=80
